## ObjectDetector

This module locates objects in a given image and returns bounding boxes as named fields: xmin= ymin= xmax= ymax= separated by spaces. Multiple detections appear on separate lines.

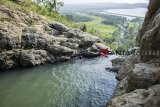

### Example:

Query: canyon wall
xmin=108 ymin=0 xmax=160 ymax=107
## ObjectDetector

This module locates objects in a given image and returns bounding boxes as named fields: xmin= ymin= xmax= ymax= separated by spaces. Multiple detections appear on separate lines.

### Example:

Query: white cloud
xmin=61 ymin=0 xmax=148 ymax=4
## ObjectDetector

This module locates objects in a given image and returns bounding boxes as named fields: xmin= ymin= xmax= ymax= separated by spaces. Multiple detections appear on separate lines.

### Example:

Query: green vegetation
xmin=0 ymin=0 xmax=71 ymax=27
xmin=36 ymin=0 xmax=64 ymax=12
xmin=66 ymin=15 xmax=93 ymax=22
xmin=75 ymin=15 xmax=116 ymax=37
xmin=91 ymin=13 xmax=127 ymax=26
xmin=106 ymin=23 xmax=140 ymax=50
xmin=1 ymin=0 xmax=143 ymax=51
xmin=63 ymin=11 xmax=142 ymax=50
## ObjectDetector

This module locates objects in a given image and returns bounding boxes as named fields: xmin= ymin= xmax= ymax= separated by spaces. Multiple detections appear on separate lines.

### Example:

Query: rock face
xmin=108 ymin=1 xmax=160 ymax=107
xmin=0 ymin=5 xmax=108 ymax=71
xmin=112 ymin=55 xmax=141 ymax=80
xmin=137 ymin=0 xmax=160 ymax=62
xmin=108 ymin=85 xmax=160 ymax=107
xmin=108 ymin=56 xmax=160 ymax=107
xmin=48 ymin=21 xmax=69 ymax=32
xmin=0 ymin=49 xmax=56 ymax=70
xmin=20 ymin=50 xmax=56 ymax=67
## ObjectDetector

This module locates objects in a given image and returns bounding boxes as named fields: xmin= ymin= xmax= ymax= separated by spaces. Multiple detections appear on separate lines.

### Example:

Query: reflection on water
xmin=0 ymin=56 xmax=117 ymax=107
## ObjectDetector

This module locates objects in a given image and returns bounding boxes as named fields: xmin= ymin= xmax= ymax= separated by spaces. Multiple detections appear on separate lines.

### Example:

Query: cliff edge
xmin=0 ymin=5 xmax=108 ymax=71
xmin=107 ymin=0 xmax=160 ymax=107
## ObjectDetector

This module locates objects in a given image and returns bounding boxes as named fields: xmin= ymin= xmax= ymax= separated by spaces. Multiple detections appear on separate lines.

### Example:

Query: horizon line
xmin=64 ymin=2 xmax=148 ymax=5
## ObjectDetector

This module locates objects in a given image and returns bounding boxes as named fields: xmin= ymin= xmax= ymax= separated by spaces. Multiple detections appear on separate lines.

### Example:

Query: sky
xmin=61 ymin=0 xmax=148 ymax=4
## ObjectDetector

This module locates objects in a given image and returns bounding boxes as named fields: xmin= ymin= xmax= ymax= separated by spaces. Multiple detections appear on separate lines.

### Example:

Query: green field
xmin=76 ymin=14 xmax=117 ymax=38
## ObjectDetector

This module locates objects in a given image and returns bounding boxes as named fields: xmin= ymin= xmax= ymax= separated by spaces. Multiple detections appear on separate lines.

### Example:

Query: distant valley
xmin=62 ymin=3 xmax=147 ymax=10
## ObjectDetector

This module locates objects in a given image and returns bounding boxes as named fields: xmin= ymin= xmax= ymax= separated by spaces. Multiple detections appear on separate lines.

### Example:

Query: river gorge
xmin=0 ymin=56 xmax=117 ymax=107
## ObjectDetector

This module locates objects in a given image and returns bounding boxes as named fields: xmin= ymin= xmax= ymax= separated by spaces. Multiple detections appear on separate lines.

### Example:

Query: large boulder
xmin=80 ymin=35 xmax=100 ymax=48
xmin=0 ymin=31 xmax=16 ymax=50
xmin=21 ymin=27 xmax=57 ymax=50
xmin=113 ymin=55 xmax=141 ymax=80
xmin=0 ymin=49 xmax=56 ymax=70
xmin=111 ymin=62 xmax=160 ymax=99
xmin=47 ymin=44 xmax=75 ymax=56
xmin=20 ymin=49 xmax=55 ymax=67
xmin=107 ymin=84 xmax=160 ymax=107
xmin=21 ymin=27 xmax=40 ymax=49
xmin=108 ymin=55 xmax=141 ymax=98
xmin=63 ymin=30 xmax=77 ymax=38
xmin=48 ymin=21 xmax=69 ymax=32
xmin=136 ymin=0 xmax=160 ymax=62
xmin=112 ymin=57 xmax=125 ymax=71
xmin=111 ymin=76 xmax=129 ymax=97
xmin=0 ymin=23 xmax=21 ymax=50
xmin=127 ymin=63 xmax=160 ymax=92
xmin=82 ymin=43 xmax=108 ymax=57
xmin=0 ymin=50 xmax=20 ymax=71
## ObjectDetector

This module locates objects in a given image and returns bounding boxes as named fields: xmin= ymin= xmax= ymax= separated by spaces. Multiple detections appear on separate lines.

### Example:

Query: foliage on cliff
xmin=0 ymin=0 xmax=71 ymax=27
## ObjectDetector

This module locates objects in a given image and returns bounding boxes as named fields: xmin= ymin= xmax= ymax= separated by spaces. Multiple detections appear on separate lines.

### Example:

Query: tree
xmin=81 ymin=24 xmax=87 ymax=32
xmin=65 ymin=15 xmax=73 ymax=22
xmin=37 ymin=0 xmax=64 ymax=12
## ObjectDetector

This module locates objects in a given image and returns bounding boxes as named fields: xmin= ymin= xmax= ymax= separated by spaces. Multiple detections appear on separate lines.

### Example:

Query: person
xmin=75 ymin=51 xmax=84 ymax=63
xmin=78 ymin=52 xmax=84 ymax=63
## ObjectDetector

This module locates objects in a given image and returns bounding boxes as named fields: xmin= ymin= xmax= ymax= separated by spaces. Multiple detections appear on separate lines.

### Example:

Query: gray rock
xmin=0 ymin=30 xmax=17 ymax=50
xmin=0 ymin=50 xmax=20 ymax=70
xmin=20 ymin=49 xmax=56 ymax=67
xmin=0 ymin=49 xmax=56 ymax=70
xmin=56 ymin=56 xmax=71 ymax=62
xmin=115 ymin=55 xmax=141 ymax=80
xmin=66 ymin=38 xmax=81 ymax=44
xmin=82 ymin=43 xmax=108 ymax=57
xmin=127 ymin=63 xmax=160 ymax=92
xmin=112 ymin=76 xmax=129 ymax=97
xmin=108 ymin=84 xmax=160 ymax=107
xmin=63 ymin=30 xmax=77 ymax=38
xmin=48 ymin=29 xmax=60 ymax=35
xmin=62 ymin=42 xmax=79 ymax=49
xmin=80 ymin=36 xmax=100 ymax=48
xmin=136 ymin=0 xmax=160 ymax=62
xmin=48 ymin=21 xmax=69 ymax=32
xmin=47 ymin=44 xmax=75 ymax=56
xmin=112 ymin=57 xmax=125 ymax=71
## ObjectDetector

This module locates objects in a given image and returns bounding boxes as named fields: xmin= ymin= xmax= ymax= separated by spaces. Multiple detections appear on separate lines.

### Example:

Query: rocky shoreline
xmin=107 ymin=0 xmax=160 ymax=106
xmin=0 ymin=5 xmax=108 ymax=71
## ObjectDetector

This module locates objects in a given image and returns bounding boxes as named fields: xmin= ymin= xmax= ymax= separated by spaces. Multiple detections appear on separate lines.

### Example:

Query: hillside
xmin=1 ymin=0 xmax=160 ymax=107
xmin=0 ymin=0 xmax=108 ymax=70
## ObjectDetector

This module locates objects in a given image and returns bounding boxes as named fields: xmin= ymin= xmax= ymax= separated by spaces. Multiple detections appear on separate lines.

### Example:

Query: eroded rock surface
xmin=108 ymin=1 xmax=160 ymax=106
xmin=108 ymin=85 xmax=160 ymax=107
xmin=0 ymin=5 xmax=108 ymax=71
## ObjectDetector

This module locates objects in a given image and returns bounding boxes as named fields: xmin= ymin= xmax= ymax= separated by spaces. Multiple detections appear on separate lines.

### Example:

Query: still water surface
xmin=0 ymin=56 xmax=117 ymax=107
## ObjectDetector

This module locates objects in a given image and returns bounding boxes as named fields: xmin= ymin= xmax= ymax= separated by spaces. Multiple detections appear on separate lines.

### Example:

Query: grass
xmin=0 ymin=0 xmax=71 ymax=27
xmin=75 ymin=14 xmax=117 ymax=37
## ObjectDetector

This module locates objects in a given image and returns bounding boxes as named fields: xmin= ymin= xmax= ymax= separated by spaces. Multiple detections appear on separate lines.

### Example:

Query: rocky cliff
xmin=0 ymin=5 xmax=108 ymax=71
xmin=107 ymin=0 xmax=160 ymax=107
xmin=137 ymin=0 xmax=160 ymax=62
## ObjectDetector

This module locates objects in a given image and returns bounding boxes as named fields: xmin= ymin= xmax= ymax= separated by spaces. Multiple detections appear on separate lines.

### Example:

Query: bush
xmin=1 ymin=0 xmax=72 ymax=27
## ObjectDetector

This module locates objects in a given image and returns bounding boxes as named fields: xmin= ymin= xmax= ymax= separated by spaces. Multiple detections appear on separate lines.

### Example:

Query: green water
xmin=0 ymin=56 xmax=117 ymax=107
